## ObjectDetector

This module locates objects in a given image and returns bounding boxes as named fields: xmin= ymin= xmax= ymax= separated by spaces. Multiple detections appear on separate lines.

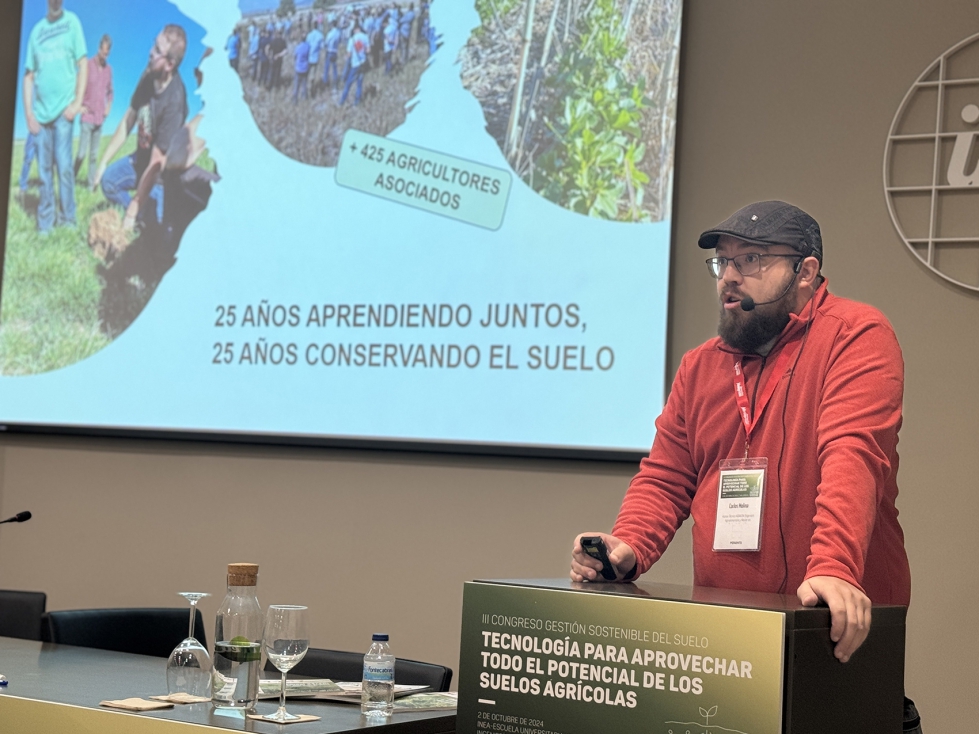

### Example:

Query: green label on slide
xmin=335 ymin=130 xmax=512 ymax=230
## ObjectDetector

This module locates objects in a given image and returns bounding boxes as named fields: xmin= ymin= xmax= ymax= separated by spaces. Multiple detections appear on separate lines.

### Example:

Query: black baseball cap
xmin=698 ymin=200 xmax=823 ymax=263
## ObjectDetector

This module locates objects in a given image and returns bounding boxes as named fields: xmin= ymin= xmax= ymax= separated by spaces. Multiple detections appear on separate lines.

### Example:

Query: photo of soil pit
xmin=232 ymin=1 xmax=439 ymax=167
xmin=459 ymin=0 xmax=681 ymax=222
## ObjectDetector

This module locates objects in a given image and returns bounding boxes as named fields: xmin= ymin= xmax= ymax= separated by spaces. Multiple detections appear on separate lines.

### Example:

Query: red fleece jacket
xmin=612 ymin=281 xmax=911 ymax=605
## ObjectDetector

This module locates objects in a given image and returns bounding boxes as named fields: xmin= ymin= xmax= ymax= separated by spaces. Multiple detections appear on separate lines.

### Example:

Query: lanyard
xmin=733 ymin=340 xmax=801 ymax=456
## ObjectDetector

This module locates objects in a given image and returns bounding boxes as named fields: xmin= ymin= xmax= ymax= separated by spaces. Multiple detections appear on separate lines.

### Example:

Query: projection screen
xmin=0 ymin=0 xmax=682 ymax=457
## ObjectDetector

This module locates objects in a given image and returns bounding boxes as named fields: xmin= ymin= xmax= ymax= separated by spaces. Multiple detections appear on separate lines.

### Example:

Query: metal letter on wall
xmin=884 ymin=32 xmax=979 ymax=292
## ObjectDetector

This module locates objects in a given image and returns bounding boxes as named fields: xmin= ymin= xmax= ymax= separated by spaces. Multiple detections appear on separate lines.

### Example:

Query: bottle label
xmin=363 ymin=661 xmax=394 ymax=681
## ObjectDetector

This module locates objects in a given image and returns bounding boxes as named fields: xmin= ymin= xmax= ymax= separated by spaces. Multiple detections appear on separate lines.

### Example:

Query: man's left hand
xmin=797 ymin=576 xmax=871 ymax=663
xmin=63 ymin=102 xmax=82 ymax=121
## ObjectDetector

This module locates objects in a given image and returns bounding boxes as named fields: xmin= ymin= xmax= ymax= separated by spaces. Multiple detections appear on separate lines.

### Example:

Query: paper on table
xmin=311 ymin=681 xmax=431 ymax=703
xmin=149 ymin=693 xmax=211 ymax=704
xmin=392 ymin=692 xmax=458 ymax=712
xmin=100 ymin=697 xmax=174 ymax=711
xmin=258 ymin=678 xmax=345 ymax=699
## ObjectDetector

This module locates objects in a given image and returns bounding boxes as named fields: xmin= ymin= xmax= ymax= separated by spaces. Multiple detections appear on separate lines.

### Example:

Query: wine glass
xmin=166 ymin=592 xmax=212 ymax=697
xmin=260 ymin=605 xmax=309 ymax=723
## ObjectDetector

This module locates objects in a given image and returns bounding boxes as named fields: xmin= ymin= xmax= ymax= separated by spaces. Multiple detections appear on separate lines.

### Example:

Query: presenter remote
xmin=580 ymin=536 xmax=617 ymax=580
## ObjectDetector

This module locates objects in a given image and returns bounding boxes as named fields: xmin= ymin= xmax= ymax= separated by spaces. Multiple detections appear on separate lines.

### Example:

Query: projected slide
xmin=0 ymin=0 xmax=682 ymax=453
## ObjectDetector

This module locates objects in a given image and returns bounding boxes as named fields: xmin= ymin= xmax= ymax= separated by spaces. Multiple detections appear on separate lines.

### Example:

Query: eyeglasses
xmin=706 ymin=253 xmax=802 ymax=279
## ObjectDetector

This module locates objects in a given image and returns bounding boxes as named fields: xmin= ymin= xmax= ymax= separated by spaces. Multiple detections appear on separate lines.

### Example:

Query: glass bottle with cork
xmin=212 ymin=563 xmax=263 ymax=709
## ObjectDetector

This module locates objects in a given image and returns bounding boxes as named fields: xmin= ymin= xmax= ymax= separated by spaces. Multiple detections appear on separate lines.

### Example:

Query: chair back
xmin=265 ymin=647 xmax=452 ymax=691
xmin=395 ymin=656 xmax=454 ymax=691
xmin=45 ymin=607 xmax=206 ymax=658
xmin=0 ymin=589 xmax=47 ymax=640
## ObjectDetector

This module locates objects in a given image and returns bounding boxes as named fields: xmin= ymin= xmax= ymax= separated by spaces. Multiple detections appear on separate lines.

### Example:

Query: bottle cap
xmin=371 ymin=633 xmax=389 ymax=642
xmin=227 ymin=563 xmax=259 ymax=586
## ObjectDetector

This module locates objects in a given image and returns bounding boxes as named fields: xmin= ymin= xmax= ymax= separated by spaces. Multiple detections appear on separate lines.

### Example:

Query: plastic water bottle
xmin=361 ymin=633 xmax=395 ymax=717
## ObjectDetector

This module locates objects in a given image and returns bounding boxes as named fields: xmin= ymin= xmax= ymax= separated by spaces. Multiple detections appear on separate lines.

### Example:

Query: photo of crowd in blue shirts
xmin=229 ymin=0 xmax=438 ymax=167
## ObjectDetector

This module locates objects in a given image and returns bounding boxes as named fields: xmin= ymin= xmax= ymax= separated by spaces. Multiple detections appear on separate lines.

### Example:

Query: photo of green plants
xmin=460 ymin=0 xmax=681 ymax=222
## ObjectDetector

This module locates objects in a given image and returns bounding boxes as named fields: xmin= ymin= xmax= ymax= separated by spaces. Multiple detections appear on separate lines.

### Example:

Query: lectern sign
xmin=458 ymin=582 xmax=785 ymax=734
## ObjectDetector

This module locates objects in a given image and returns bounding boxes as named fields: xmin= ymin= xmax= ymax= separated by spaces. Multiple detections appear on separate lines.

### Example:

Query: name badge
xmin=713 ymin=457 xmax=767 ymax=552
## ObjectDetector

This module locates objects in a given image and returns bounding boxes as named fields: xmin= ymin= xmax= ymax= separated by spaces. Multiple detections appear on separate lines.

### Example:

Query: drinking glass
xmin=261 ymin=605 xmax=309 ymax=723
xmin=166 ymin=592 xmax=212 ymax=697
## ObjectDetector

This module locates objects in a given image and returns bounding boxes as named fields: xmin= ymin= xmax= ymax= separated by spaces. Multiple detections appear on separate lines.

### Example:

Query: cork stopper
xmin=227 ymin=563 xmax=259 ymax=587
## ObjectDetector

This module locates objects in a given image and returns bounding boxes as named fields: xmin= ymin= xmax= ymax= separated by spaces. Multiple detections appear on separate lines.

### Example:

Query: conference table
xmin=0 ymin=636 xmax=456 ymax=733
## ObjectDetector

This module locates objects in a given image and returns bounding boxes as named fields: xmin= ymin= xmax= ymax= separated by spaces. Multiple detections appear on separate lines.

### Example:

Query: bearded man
xmin=571 ymin=201 xmax=919 ymax=728
xmin=94 ymin=24 xmax=188 ymax=231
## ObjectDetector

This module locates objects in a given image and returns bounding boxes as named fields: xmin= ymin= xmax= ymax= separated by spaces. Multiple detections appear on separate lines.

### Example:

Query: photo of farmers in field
xmin=460 ymin=0 xmax=681 ymax=223
xmin=231 ymin=0 xmax=439 ymax=167
xmin=0 ymin=0 xmax=218 ymax=375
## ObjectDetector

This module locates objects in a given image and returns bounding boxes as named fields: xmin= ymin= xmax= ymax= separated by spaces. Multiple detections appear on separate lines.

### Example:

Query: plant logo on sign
xmin=884 ymin=32 xmax=979 ymax=292
xmin=666 ymin=704 xmax=749 ymax=734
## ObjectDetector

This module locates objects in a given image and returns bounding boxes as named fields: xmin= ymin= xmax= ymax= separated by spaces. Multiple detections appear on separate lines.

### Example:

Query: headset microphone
xmin=740 ymin=258 xmax=804 ymax=312
xmin=740 ymin=282 xmax=792 ymax=312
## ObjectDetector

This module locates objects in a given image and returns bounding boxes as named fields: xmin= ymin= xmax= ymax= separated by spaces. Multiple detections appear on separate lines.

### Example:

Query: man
xmin=305 ymin=21 xmax=324 ymax=96
xmin=267 ymin=29 xmax=288 ymax=90
xmin=226 ymin=28 xmax=241 ymax=72
xmin=571 ymin=201 xmax=920 ymax=727
xmin=74 ymin=34 xmax=113 ymax=189
xmin=94 ymin=25 xmax=188 ymax=231
xmin=22 ymin=0 xmax=87 ymax=233
xmin=323 ymin=22 xmax=341 ymax=90
xmin=339 ymin=22 xmax=370 ymax=106
xmin=292 ymin=36 xmax=310 ymax=103
xmin=248 ymin=23 xmax=261 ymax=81
xmin=361 ymin=12 xmax=374 ymax=67
xmin=257 ymin=26 xmax=272 ymax=88
xmin=399 ymin=4 xmax=415 ymax=64
xmin=369 ymin=9 xmax=383 ymax=70
xmin=383 ymin=15 xmax=398 ymax=75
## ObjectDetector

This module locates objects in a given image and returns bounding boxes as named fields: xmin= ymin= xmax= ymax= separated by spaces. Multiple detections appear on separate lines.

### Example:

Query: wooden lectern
xmin=457 ymin=579 xmax=905 ymax=734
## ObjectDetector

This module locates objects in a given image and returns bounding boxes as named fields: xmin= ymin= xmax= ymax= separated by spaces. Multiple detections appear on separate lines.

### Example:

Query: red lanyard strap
xmin=733 ymin=340 xmax=801 ymax=442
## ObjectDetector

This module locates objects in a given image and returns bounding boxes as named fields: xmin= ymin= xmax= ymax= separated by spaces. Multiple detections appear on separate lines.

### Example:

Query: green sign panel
xmin=458 ymin=582 xmax=785 ymax=734
xmin=335 ymin=130 xmax=512 ymax=230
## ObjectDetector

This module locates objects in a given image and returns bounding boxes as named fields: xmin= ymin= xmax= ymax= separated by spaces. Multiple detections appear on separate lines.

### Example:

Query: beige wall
xmin=0 ymin=437 xmax=694 ymax=676
xmin=2 ymin=0 xmax=978 ymax=729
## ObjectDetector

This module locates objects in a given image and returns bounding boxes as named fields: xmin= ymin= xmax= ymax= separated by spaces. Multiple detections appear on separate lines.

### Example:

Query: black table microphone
xmin=0 ymin=511 xmax=32 ymax=524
